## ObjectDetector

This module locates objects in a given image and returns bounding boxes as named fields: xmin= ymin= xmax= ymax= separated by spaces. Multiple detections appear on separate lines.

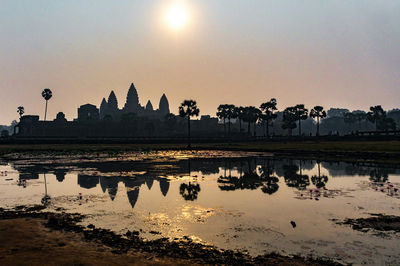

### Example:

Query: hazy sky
xmin=1 ymin=0 xmax=399 ymax=124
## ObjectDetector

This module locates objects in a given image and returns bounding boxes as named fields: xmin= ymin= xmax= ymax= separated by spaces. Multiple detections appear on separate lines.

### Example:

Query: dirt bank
xmin=0 ymin=206 xmax=340 ymax=266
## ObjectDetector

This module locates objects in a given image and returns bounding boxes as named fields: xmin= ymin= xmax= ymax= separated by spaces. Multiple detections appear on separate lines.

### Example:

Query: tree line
xmin=177 ymin=98 xmax=399 ymax=146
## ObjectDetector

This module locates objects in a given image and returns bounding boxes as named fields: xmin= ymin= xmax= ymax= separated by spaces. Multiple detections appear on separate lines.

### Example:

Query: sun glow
xmin=165 ymin=3 xmax=189 ymax=30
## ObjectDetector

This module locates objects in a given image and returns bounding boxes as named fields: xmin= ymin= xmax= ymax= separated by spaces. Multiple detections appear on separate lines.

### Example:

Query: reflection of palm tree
xmin=41 ymin=173 xmax=51 ymax=206
xmin=259 ymin=160 xmax=279 ymax=195
xmin=283 ymin=161 xmax=310 ymax=190
xmin=311 ymin=161 xmax=328 ymax=188
xmin=179 ymin=182 xmax=201 ymax=201
xmin=41 ymin=88 xmax=53 ymax=121
xmin=218 ymin=159 xmax=263 ymax=191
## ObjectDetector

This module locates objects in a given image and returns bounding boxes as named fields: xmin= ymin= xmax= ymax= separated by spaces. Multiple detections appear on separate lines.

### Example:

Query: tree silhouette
xmin=17 ymin=106 xmax=25 ymax=118
xmin=41 ymin=88 xmax=53 ymax=121
xmin=293 ymin=104 xmax=308 ymax=136
xmin=225 ymin=104 xmax=236 ymax=135
xmin=260 ymin=98 xmax=278 ymax=138
xmin=235 ymin=106 xmax=245 ymax=133
xmin=282 ymin=107 xmax=297 ymax=136
xmin=242 ymin=106 xmax=261 ymax=136
xmin=217 ymin=104 xmax=228 ymax=137
xmin=311 ymin=161 xmax=328 ymax=188
xmin=258 ymin=161 xmax=279 ymax=195
xmin=179 ymin=182 xmax=201 ymax=201
xmin=352 ymin=110 xmax=367 ymax=131
xmin=310 ymin=106 xmax=327 ymax=136
xmin=179 ymin=100 xmax=200 ymax=148
xmin=367 ymin=105 xmax=386 ymax=131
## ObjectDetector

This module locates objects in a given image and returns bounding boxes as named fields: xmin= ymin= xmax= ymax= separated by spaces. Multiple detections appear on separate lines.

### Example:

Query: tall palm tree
xmin=179 ymin=99 xmax=200 ymax=148
xmin=293 ymin=104 xmax=308 ymax=136
xmin=367 ymin=105 xmax=386 ymax=131
xmin=226 ymin=104 xmax=235 ymax=135
xmin=282 ymin=107 xmax=297 ymax=136
xmin=217 ymin=104 xmax=228 ymax=137
xmin=310 ymin=106 xmax=327 ymax=136
xmin=41 ymin=88 xmax=53 ymax=121
xmin=260 ymin=98 xmax=278 ymax=138
xmin=242 ymin=106 xmax=261 ymax=136
xmin=235 ymin=106 xmax=245 ymax=133
xmin=17 ymin=106 xmax=25 ymax=118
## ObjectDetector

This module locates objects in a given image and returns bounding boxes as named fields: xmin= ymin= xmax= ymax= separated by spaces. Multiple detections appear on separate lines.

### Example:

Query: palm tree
xmin=217 ymin=104 xmax=228 ymax=137
xmin=179 ymin=100 xmax=200 ymax=148
xmin=235 ymin=106 xmax=245 ymax=133
xmin=282 ymin=107 xmax=297 ymax=136
xmin=310 ymin=106 xmax=327 ymax=136
xmin=242 ymin=106 xmax=261 ymax=136
xmin=260 ymin=98 xmax=278 ymax=138
xmin=291 ymin=104 xmax=308 ymax=136
xmin=226 ymin=104 xmax=235 ymax=135
xmin=367 ymin=105 xmax=386 ymax=131
xmin=17 ymin=106 xmax=25 ymax=118
xmin=41 ymin=88 xmax=53 ymax=121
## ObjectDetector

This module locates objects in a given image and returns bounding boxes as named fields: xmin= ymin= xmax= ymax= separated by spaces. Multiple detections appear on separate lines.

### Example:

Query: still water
xmin=0 ymin=151 xmax=399 ymax=265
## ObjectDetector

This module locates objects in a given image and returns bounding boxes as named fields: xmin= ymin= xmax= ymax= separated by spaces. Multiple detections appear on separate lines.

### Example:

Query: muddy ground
xmin=338 ymin=214 xmax=400 ymax=233
xmin=0 ymin=206 xmax=340 ymax=266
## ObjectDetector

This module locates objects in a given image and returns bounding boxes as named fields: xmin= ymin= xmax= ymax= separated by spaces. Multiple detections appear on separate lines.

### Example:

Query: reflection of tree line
xmin=217 ymin=158 xmax=398 ymax=194
xmin=217 ymin=159 xmax=328 ymax=194
xmin=13 ymin=158 xmax=400 ymax=206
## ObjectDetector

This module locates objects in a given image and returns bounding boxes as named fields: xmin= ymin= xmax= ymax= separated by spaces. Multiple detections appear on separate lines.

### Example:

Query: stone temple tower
xmin=124 ymin=83 xmax=140 ymax=114
xmin=99 ymin=98 xmax=107 ymax=119
xmin=145 ymin=100 xmax=154 ymax=111
xmin=107 ymin=91 xmax=118 ymax=119
xmin=158 ymin=93 xmax=170 ymax=117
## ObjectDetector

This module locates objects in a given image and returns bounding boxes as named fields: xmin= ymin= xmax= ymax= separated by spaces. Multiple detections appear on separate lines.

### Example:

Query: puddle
xmin=1 ymin=151 xmax=400 ymax=265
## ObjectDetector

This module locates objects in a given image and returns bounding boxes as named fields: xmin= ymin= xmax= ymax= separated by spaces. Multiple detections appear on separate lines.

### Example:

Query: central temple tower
xmin=123 ymin=83 xmax=140 ymax=114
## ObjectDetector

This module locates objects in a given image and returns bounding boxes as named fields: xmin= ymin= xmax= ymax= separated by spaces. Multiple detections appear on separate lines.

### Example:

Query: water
xmin=1 ymin=150 xmax=399 ymax=265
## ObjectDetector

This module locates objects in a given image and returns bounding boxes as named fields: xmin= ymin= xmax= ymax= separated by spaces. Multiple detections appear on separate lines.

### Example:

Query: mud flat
xmin=338 ymin=214 xmax=400 ymax=233
xmin=0 ymin=206 xmax=340 ymax=266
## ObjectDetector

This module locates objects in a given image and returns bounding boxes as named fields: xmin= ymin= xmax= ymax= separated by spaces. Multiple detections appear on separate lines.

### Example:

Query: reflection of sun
xmin=165 ymin=3 xmax=189 ymax=30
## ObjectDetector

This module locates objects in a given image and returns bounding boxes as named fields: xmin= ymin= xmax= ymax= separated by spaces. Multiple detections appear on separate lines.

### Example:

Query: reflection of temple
xmin=77 ymin=174 xmax=170 ymax=208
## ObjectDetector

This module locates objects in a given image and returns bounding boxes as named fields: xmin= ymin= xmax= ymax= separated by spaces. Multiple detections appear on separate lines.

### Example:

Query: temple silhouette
xmin=14 ymin=82 xmax=219 ymax=138
xmin=99 ymin=82 xmax=170 ymax=120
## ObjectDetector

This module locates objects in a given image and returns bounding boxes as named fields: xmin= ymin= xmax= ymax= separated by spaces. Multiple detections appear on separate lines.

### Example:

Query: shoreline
xmin=1 ymin=140 xmax=400 ymax=165
xmin=0 ymin=206 xmax=340 ymax=266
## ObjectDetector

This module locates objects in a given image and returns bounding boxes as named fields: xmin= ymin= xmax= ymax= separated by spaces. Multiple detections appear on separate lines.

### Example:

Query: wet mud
xmin=338 ymin=214 xmax=400 ymax=233
xmin=0 ymin=205 xmax=341 ymax=265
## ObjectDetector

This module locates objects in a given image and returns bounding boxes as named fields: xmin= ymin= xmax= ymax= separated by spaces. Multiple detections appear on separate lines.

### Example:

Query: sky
xmin=1 ymin=0 xmax=400 ymax=124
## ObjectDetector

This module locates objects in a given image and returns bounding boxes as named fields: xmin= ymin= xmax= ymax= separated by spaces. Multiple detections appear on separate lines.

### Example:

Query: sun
xmin=165 ymin=3 xmax=189 ymax=30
